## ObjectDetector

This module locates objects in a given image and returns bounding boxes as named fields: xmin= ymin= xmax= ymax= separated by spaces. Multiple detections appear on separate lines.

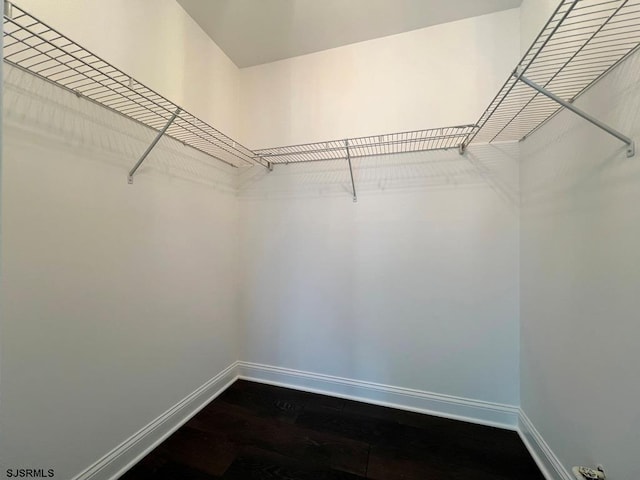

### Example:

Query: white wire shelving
xmin=254 ymin=126 xmax=478 ymax=201
xmin=464 ymin=0 xmax=640 ymax=156
xmin=2 ymin=1 xmax=270 ymax=175
xmin=253 ymin=125 xmax=478 ymax=165
xmin=2 ymin=1 xmax=477 ymax=186
xmin=4 ymin=0 xmax=640 ymax=194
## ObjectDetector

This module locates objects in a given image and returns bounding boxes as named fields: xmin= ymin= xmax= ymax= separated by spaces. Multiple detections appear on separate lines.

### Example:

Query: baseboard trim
xmin=71 ymin=361 xmax=524 ymax=480
xmin=72 ymin=362 xmax=239 ymax=480
xmin=237 ymin=361 xmax=518 ymax=430
xmin=518 ymin=409 xmax=572 ymax=480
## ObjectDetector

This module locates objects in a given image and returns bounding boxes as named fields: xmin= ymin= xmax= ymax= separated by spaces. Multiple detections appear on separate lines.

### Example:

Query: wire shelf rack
xmin=254 ymin=125 xmax=478 ymax=165
xmin=466 ymin=0 xmax=640 ymax=147
xmin=2 ymin=1 xmax=269 ymax=169
xmin=8 ymin=0 xmax=637 ymax=179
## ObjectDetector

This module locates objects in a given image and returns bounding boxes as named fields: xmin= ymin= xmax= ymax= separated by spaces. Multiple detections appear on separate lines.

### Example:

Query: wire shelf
xmin=2 ymin=2 xmax=269 ymax=169
xmin=11 ymin=0 xmax=635 ymax=173
xmin=466 ymin=0 xmax=640 ymax=147
xmin=254 ymin=125 xmax=478 ymax=165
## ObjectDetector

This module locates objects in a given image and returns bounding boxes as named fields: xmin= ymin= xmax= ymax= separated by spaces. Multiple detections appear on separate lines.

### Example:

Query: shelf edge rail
xmin=461 ymin=0 xmax=639 ymax=157
xmin=2 ymin=0 xmax=272 ymax=183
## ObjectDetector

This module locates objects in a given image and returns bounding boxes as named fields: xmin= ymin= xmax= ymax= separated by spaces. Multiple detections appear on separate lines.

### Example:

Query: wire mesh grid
xmin=2 ymin=2 xmax=268 ymax=169
xmin=466 ymin=0 xmax=640 ymax=147
xmin=254 ymin=125 xmax=478 ymax=164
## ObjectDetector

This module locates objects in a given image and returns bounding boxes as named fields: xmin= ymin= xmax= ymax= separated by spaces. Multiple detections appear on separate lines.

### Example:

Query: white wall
xmin=519 ymin=0 xmax=558 ymax=56
xmin=236 ymin=6 xmax=522 ymax=413
xmin=15 ymin=0 xmax=243 ymax=140
xmin=239 ymin=8 xmax=520 ymax=148
xmin=238 ymin=143 xmax=521 ymax=408
xmin=0 ymin=12 xmax=241 ymax=480
xmin=7 ymin=1 xmax=608 ymax=477
xmin=519 ymin=35 xmax=640 ymax=480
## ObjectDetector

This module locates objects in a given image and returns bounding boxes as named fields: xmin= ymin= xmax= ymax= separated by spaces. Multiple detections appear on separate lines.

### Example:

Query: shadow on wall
xmin=238 ymin=141 xmax=520 ymax=208
xmin=520 ymin=48 xmax=640 ymax=212
xmin=2 ymin=65 xmax=236 ymax=192
xmin=518 ymin=48 xmax=640 ymax=480
xmin=238 ymin=139 xmax=521 ymax=392
xmin=4 ymin=63 xmax=522 ymax=207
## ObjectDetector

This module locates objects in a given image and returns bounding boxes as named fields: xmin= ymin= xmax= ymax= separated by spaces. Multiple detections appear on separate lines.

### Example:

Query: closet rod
xmin=516 ymin=73 xmax=635 ymax=157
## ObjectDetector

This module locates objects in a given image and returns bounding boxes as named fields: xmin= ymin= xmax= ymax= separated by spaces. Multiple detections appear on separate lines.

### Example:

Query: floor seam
xmin=365 ymin=443 xmax=371 ymax=478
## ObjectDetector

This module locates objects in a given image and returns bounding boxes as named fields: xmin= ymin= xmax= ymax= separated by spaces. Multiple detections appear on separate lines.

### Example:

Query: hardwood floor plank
xmin=153 ymin=427 xmax=238 ymax=477
xmin=221 ymin=447 xmax=367 ymax=480
xmin=367 ymin=448 xmax=452 ymax=480
xmin=118 ymin=381 xmax=544 ymax=480
xmin=295 ymin=408 xmax=399 ymax=445
xmin=216 ymin=380 xmax=309 ymax=423
xmin=120 ymin=459 xmax=220 ymax=480
xmin=188 ymin=400 xmax=369 ymax=476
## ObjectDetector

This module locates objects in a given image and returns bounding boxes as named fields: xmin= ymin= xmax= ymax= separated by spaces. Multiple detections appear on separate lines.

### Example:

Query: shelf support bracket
xmin=516 ymin=74 xmax=635 ymax=158
xmin=4 ymin=0 xmax=13 ymax=18
xmin=346 ymin=140 xmax=357 ymax=202
xmin=128 ymin=107 xmax=181 ymax=184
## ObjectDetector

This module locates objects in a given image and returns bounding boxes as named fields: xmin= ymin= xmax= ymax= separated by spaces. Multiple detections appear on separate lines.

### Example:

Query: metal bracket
xmin=128 ymin=107 xmax=181 ymax=183
xmin=267 ymin=162 xmax=274 ymax=172
xmin=458 ymin=144 xmax=466 ymax=155
xmin=345 ymin=140 xmax=357 ymax=202
xmin=516 ymin=74 xmax=635 ymax=158
xmin=4 ymin=0 xmax=13 ymax=18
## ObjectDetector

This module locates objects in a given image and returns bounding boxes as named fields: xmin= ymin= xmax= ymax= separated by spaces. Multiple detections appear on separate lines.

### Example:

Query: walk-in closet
xmin=1 ymin=1 xmax=638 ymax=479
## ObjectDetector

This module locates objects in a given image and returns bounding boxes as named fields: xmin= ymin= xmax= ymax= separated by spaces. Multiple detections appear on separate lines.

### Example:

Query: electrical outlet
xmin=572 ymin=466 xmax=606 ymax=480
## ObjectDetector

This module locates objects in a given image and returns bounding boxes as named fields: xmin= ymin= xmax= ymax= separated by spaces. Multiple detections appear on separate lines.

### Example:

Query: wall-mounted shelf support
xmin=128 ymin=107 xmax=181 ymax=184
xmin=346 ymin=140 xmax=357 ymax=202
xmin=4 ymin=0 xmax=13 ymax=19
xmin=516 ymin=73 xmax=635 ymax=158
xmin=4 ymin=3 xmax=268 ymax=171
xmin=468 ymin=0 xmax=640 ymax=151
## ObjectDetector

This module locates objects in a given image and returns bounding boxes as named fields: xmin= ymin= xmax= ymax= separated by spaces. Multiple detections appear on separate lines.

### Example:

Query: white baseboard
xmin=518 ymin=409 xmax=572 ymax=480
xmin=237 ymin=361 xmax=518 ymax=430
xmin=71 ymin=361 xmax=524 ymax=480
xmin=72 ymin=362 xmax=239 ymax=480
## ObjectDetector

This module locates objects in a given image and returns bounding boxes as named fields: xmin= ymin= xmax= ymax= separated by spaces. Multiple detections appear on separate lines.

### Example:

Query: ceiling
xmin=177 ymin=0 xmax=523 ymax=68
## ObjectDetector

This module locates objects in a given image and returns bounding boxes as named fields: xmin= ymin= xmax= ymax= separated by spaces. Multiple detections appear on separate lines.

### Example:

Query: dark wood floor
xmin=120 ymin=380 xmax=544 ymax=480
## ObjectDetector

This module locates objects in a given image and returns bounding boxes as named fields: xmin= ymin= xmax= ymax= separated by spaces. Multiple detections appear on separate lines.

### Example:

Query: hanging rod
xmin=2 ymin=1 xmax=270 ymax=172
xmin=465 ymin=0 xmax=640 ymax=150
